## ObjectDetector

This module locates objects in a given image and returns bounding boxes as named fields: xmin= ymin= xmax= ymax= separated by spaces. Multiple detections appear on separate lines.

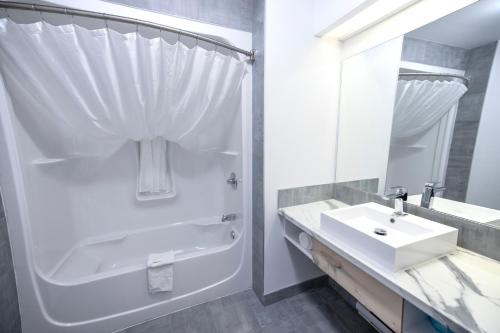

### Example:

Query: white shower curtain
xmin=391 ymin=80 xmax=467 ymax=138
xmin=0 ymin=19 xmax=247 ymax=199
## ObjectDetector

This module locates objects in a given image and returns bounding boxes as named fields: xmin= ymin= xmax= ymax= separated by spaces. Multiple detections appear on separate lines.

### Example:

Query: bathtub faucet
xmin=221 ymin=214 xmax=237 ymax=222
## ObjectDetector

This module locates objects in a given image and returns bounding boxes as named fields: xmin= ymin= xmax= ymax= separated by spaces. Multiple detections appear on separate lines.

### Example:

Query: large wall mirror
xmin=336 ymin=0 xmax=500 ymax=227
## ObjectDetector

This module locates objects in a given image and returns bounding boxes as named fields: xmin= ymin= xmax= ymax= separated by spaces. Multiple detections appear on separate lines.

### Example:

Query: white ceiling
xmin=407 ymin=0 xmax=500 ymax=49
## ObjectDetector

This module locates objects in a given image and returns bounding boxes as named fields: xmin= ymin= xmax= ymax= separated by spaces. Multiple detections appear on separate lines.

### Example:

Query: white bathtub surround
xmin=279 ymin=200 xmax=500 ymax=333
xmin=147 ymin=251 xmax=175 ymax=294
xmin=0 ymin=18 xmax=247 ymax=200
xmin=0 ymin=5 xmax=252 ymax=332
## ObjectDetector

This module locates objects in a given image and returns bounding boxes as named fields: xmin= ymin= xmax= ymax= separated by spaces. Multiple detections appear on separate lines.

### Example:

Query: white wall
xmin=312 ymin=0 xmax=368 ymax=36
xmin=467 ymin=42 xmax=500 ymax=209
xmin=263 ymin=0 xmax=340 ymax=294
xmin=262 ymin=0 xmax=477 ymax=295
xmin=335 ymin=37 xmax=403 ymax=193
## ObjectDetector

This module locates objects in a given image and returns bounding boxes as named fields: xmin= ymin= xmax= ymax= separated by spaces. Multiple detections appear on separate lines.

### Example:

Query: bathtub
xmin=28 ymin=217 xmax=247 ymax=332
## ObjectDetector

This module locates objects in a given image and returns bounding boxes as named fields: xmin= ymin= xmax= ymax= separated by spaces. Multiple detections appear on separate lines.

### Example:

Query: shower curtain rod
xmin=0 ymin=1 xmax=256 ymax=61
xmin=399 ymin=72 xmax=469 ymax=86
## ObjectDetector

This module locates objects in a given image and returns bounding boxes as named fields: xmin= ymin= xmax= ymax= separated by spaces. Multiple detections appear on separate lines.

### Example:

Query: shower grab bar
xmin=0 ymin=1 xmax=256 ymax=62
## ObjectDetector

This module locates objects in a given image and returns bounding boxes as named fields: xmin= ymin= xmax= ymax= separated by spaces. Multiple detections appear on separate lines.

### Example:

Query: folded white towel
xmin=147 ymin=251 xmax=175 ymax=294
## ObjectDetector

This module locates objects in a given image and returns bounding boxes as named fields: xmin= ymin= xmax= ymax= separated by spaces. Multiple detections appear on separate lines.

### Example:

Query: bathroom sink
xmin=407 ymin=194 xmax=500 ymax=223
xmin=320 ymin=202 xmax=458 ymax=271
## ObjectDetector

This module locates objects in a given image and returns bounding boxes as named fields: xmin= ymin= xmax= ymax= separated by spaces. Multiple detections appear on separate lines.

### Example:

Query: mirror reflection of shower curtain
xmin=392 ymin=80 xmax=467 ymax=138
xmin=0 ymin=18 xmax=247 ymax=200
xmin=387 ymin=80 xmax=467 ymax=194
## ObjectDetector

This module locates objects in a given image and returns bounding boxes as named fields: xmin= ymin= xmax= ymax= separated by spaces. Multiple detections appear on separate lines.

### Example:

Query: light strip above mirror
xmin=322 ymin=0 xmax=421 ymax=40
xmin=321 ymin=0 xmax=479 ymax=42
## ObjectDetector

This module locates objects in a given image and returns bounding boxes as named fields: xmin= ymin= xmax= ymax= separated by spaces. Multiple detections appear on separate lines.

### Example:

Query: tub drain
xmin=374 ymin=228 xmax=387 ymax=236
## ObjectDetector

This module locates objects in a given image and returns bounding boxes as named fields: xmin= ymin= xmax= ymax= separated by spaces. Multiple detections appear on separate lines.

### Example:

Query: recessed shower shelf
xmin=31 ymin=158 xmax=67 ymax=165
xmin=221 ymin=151 xmax=240 ymax=156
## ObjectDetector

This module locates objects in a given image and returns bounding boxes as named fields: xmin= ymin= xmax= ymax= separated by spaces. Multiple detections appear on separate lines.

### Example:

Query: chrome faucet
xmin=384 ymin=186 xmax=408 ymax=216
xmin=421 ymin=182 xmax=446 ymax=209
xmin=226 ymin=172 xmax=239 ymax=189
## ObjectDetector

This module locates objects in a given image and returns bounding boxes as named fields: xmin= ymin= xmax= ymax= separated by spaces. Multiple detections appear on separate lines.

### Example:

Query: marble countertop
xmin=279 ymin=199 xmax=500 ymax=333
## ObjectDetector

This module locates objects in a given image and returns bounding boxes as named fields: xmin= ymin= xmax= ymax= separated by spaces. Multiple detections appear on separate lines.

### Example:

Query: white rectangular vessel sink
xmin=320 ymin=202 xmax=458 ymax=271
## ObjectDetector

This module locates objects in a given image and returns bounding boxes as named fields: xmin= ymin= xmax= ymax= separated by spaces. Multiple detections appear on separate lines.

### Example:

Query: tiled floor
xmin=121 ymin=286 xmax=377 ymax=333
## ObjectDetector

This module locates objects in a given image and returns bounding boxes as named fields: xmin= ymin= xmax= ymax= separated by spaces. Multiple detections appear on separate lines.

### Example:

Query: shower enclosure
xmin=0 ymin=2 xmax=252 ymax=332
xmin=386 ymin=74 xmax=467 ymax=194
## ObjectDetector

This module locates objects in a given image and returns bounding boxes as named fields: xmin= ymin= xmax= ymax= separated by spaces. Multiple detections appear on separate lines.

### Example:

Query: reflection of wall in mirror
xmin=445 ymin=42 xmax=498 ymax=202
xmin=467 ymin=43 xmax=500 ymax=210
xmin=335 ymin=36 xmax=403 ymax=194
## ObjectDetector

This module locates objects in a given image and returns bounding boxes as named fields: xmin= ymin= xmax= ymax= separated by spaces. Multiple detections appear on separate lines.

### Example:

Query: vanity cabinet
xmin=311 ymin=239 xmax=404 ymax=333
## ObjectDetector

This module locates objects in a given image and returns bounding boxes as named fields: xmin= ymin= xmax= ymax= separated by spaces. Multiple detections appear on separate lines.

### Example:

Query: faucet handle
xmin=385 ymin=186 xmax=408 ymax=200
xmin=434 ymin=186 xmax=446 ymax=193
xmin=424 ymin=182 xmax=446 ymax=193
xmin=390 ymin=186 xmax=407 ymax=195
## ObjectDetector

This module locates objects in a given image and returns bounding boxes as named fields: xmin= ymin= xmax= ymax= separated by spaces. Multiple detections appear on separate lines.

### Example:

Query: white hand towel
xmin=147 ymin=251 xmax=175 ymax=294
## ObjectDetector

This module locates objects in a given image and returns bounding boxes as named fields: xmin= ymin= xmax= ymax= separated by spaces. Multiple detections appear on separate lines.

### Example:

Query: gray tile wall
xmin=445 ymin=42 xmax=497 ymax=201
xmin=261 ymin=275 xmax=328 ymax=305
xmin=105 ymin=0 xmax=254 ymax=32
xmin=252 ymin=0 xmax=265 ymax=304
xmin=401 ymin=37 xmax=469 ymax=70
xmin=0 ymin=195 xmax=21 ymax=333
xmin=278 ymin=183 xmax=335 ymax=209
xmin=277 ymin=179 xmax=378 ymax=209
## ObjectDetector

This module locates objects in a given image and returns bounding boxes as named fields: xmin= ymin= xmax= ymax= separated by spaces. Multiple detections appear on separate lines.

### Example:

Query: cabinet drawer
xmin=311 ymin=239 xmax=403 ymax=333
